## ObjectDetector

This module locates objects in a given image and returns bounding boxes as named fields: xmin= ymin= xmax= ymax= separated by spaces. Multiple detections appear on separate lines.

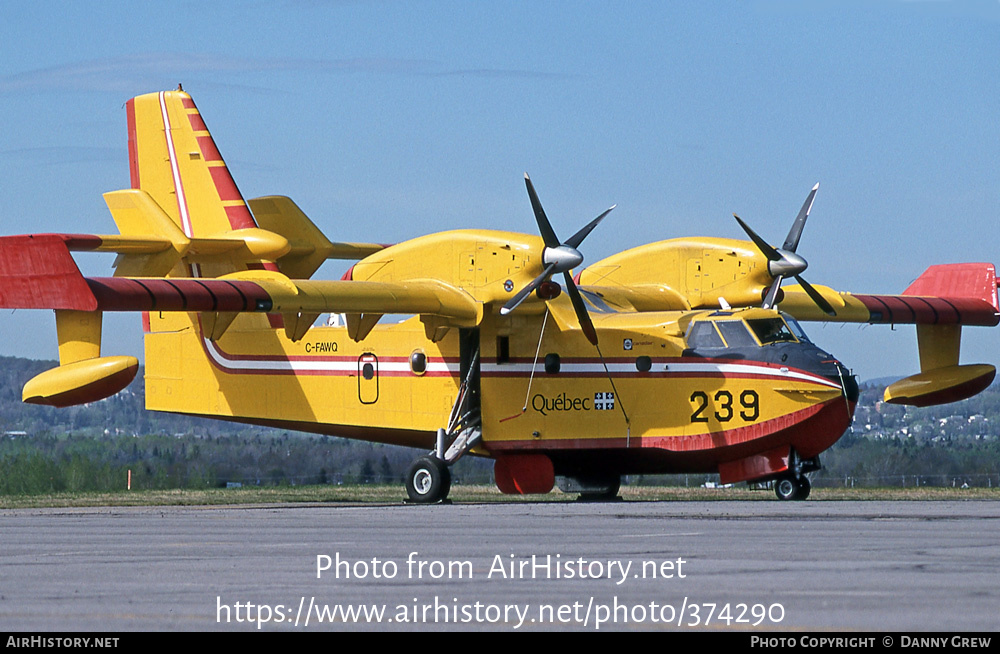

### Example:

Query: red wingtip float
xmin=1 ymin=90 xmax=998 ymax=501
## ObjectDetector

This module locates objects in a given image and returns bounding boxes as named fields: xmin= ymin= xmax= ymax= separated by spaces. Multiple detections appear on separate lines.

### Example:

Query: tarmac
xmin=1 ymin=500 xmax=997 ymax=631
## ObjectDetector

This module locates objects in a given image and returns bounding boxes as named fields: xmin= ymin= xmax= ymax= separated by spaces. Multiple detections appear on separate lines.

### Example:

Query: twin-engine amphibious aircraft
xmin=1 ymin=89 xmax=997 ymax=502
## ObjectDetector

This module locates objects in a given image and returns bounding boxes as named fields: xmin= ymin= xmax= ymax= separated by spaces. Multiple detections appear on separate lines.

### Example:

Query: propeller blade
xmin=524 ymin=174 xmax=561 ymax=249
xmin=564 ymin=205 xmax=616 ymax=250
xmin=563 ymin=271 xmax=598 ymax=345
xmin=782 ymin=183 xmax=819 ymax=252
xmin=734 ymin=214 xmax=782 ymax=262
xmin=500 ymin=263 xmax=556 ymax=315
xmin=794 ymin=275 xmax=837 ymax=316
xmin=762 ymin=275 xmax=784 ymax=310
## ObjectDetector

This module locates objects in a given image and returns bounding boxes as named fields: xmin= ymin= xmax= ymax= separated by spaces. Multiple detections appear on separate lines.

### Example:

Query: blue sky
xmin=1 ymin=1 xmax=998 ymax=380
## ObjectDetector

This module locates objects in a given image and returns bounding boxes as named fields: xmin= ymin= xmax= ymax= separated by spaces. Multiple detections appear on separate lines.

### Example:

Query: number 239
xmin=690 ymin=390 xmax=759 ymax=423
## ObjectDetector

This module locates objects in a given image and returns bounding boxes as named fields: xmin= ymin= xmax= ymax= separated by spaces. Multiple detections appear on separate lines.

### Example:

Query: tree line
xmin=1 ymin=356 xmax=998 ymax=494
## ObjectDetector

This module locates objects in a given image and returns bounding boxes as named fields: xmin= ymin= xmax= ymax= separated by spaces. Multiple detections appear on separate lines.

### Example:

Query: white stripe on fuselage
xmin=480 ymin=360 xmax=841 ymax=388
xmin=200 ymin=338 xmax=837 ymax=388
xmin=203 ymin=339 xmax=459 ymax=375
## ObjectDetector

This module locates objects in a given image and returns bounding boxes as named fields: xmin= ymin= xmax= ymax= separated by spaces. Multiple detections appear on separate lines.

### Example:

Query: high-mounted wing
xmin=0 ymin=233 xmax=479 ymax=406
xmin=780 ymin=263 xmax=999 ymax=406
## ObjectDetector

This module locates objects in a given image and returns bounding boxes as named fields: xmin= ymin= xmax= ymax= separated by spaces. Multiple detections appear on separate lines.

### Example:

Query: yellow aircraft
xmin=1 ymin=89 xmax=996 ymax=502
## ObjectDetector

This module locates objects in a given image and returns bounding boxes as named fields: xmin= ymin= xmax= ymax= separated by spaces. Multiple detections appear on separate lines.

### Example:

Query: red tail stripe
xmin=196 ymin=136 xmax=223 ymax=161
xmin=208 ymin=166 xmax=244 ymax=202
xmin=225 ymin=205 xmax=257 ymax=230
xmin=126 ymin=98 xmax=140 ymax=189
xmin=187 ymin=112 xmax=208 ymax=132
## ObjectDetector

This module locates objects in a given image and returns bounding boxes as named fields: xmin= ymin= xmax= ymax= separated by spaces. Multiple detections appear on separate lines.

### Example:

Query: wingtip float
xmin=1 ymin=89 xmax=998 ymax=502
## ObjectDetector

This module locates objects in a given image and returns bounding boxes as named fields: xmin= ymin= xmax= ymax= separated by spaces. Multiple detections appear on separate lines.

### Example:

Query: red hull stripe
xmin=487 ymin=400 xmax=854 ymax=482
xmin=486 ymin=398 xmax=839 ymax=454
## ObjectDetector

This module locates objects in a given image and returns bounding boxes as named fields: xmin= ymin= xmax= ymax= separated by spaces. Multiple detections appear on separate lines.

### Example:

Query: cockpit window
xmin=686 ymin=321 xmax=725 ymax=349
xmin=716 ymin=321 xmax=758 ymax=348
xmin=746 ymin=318 xmax=797 ymax=344
xmin=780 ymin=313 xmax=811 ymax=343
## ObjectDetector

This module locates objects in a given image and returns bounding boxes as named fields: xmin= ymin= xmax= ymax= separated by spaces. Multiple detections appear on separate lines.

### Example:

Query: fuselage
xmin=144 ymin=294 xmax=856 ymax=486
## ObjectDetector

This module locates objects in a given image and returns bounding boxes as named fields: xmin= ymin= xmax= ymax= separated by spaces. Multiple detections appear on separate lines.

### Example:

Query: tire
xmin=774 ymin=477 xmax=800 ymax=501
xmin=405 ymin=456 xmax=451 ymax=503
xmin=797 ymin=476 xmax=811 ymax=500
xmin=581 ymin=476 xmax=621 ymax=500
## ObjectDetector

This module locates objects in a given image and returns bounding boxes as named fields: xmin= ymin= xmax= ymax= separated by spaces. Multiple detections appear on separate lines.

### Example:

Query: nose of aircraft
xmin=764 ymin=342 xmax=859 ymax=403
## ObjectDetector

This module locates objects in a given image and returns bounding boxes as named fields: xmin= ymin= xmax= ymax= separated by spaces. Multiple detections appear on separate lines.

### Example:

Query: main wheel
xmin=578 ymin=476 xmax=621 ymax=501
xmin=405 ymin=456 xmax=451 ymax=504
xmin=774 ymin=476 xmax=801 ymax=501
xmin=797 ymin=475 xmax=811 ymax=500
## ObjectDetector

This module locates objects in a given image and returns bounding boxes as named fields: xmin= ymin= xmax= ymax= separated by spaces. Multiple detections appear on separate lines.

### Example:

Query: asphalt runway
xmin=1 ymin=500 xmax=997 ymax=632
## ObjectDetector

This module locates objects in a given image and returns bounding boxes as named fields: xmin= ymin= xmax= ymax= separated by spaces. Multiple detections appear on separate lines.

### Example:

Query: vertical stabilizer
xmin=126 ymin=90 xmax=258 ymax=242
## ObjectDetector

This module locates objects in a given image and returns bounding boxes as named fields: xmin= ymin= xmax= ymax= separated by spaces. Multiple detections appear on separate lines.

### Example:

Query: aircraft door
xmin=459 ymin=328 xmax=481 ymax=417
xmin=358 ymin=353 xmax=379 ymax=404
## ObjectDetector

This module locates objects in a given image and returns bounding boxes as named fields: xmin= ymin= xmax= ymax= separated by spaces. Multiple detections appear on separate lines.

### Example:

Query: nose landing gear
xmin=773 ymin=449 xmax=817 ymax=500
xmin=774 ymin=475 xmax=811 ymax=501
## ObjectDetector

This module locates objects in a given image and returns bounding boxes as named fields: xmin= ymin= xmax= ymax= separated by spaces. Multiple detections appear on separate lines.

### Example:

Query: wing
xmin=0 ymin=233 xmax=479 ymax=406
xmin=779 ymin=263 xmax=999 ymax=407
xmin=778 ymin=263 xmax=999 ymax=327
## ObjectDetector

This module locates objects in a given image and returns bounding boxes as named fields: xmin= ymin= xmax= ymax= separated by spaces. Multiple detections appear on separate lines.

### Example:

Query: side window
xmin=717 ymin=321 xmax=758 ymax=348
xmin=687 ymin=322 xmax=724 ymax=349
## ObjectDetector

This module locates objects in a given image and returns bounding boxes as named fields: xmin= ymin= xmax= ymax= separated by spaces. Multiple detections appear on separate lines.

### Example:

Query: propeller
xmin=500 ymin=173 xmax=615 ymax=345
xmin=733 ymin=183 xmax=836 ymax=316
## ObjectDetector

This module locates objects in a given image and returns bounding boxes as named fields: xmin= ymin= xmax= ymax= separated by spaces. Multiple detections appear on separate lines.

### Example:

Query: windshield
xmin=780 ymin=313 xmax=811 ymax=343
xmin=746 ymin=318 xmax=797 ymax=344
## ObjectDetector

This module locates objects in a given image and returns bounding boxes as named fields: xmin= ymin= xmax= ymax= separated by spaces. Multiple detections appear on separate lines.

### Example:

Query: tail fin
xmin=127 ymin=89 xmax=257 ymax=241
xmin=124 ymin=89 xmax=386 ymax=280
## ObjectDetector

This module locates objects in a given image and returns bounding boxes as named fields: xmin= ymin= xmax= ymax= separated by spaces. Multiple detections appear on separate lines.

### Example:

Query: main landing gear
xmin=405 ymin=426 xmax=482 ymax=503
xmin=405 ymin=345 xmax=481 ymax=504
xmin=405 ymin=456 xmax=452 ymax=503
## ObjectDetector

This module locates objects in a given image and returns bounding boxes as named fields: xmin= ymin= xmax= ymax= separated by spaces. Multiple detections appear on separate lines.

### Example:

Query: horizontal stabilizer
xmin=248 ymin=196 xmax=387 ymax=278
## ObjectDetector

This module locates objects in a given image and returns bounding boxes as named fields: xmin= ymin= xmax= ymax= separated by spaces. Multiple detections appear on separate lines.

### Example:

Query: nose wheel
xmin=774 ymin=475 xmax=811 ymax=501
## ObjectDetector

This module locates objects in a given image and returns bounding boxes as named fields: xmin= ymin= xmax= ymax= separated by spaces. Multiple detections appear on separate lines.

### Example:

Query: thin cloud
xmin=0 ymin=53 xmax=569 ymax=95
xmin=1 ymin=146 xmax=121 ymax=165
